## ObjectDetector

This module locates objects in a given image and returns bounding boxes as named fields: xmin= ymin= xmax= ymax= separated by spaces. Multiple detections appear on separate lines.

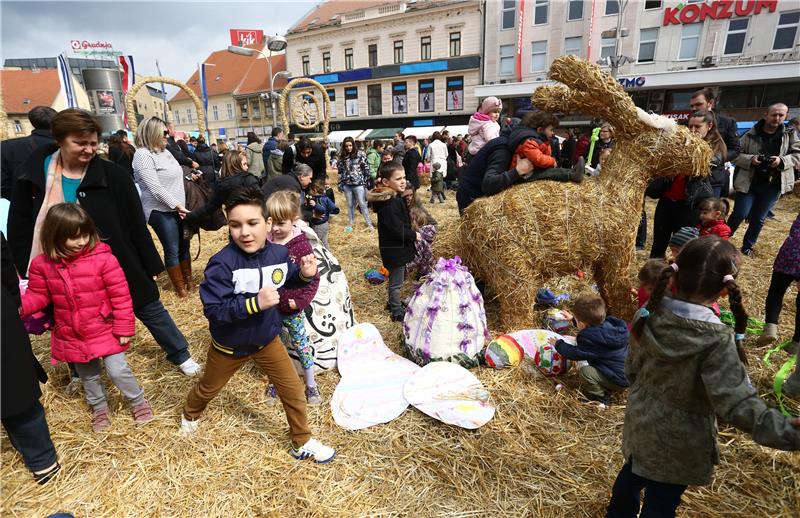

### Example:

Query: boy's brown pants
xmin=183 ymin=336 xmax=311 ymax=447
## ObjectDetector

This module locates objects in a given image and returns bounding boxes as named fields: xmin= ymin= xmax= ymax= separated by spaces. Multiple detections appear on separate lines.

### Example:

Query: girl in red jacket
xmin=697 ymin=198 xmax=732 ymax=240
xmin=20 ymin=203 xmax=152 ymax=432
xmin=265 ymin=192 xmax=322 ymax=404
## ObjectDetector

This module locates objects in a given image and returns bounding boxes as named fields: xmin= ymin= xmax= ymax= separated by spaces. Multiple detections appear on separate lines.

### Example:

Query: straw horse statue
xmin=436 ymin=55 xmax=712 ymax=329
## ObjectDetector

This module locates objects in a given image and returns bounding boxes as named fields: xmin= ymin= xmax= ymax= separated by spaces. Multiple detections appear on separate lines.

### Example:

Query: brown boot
xmin=166 ymin=265 xmax=188 ymax=298
xmin=179 ymin=259 xmax=196 ymax=292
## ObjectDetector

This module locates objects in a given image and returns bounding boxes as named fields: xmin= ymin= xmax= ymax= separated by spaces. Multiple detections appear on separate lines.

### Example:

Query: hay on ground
xmin=2 ymin=174 xmax=798 ymax=518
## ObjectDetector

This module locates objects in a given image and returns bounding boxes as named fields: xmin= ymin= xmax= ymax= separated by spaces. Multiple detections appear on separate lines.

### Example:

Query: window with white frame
xmin=450 ymin=32 xmax=461 ymax=57
xmin=323 ymin=51 xmax=331 ymax=72
xmin=601 ymin=37 xmax=616 ymax=60
xmin=567 ymin=0 xmax=583 ymax=21
xmin=679 ymin=23 xmax=702 ymax=60
xmin=605 ymin=0 xmax=619 ymax=15
xmin=421 ymin=35 xmax=431 ymax=61
xmin=564 ymin=36 xmax=582 ymax=57
xmin=302 ymin=55 xmax=310 ymax=75
xmin=226 ymin=103 xmax=233 ymax=119
xmin=173 ymin=110 xmax=181 ymax=124
xmin=345 ymin=48 xmax=354 ymax=70
xmin=724 ymin=18 xmax=749 ymax=55
xmin=499 ymin=44 xmax=515 ymax=75
xmin=186 ymin=108 xmax=193 ymax=123
xmin=212 ymin=105 xmax=219 ymax=121
xmin=773 ymin=11 xmax=800 ymax=50
xmin=13 ymin=120 xmax=22 ymax=133
xmin=501 ymin=0 xmax=516 ymax=30
xmin=393 ymin=41 xmax=403 ymax=64
xmin=644 ymin=0 xmax=662 ymax=9
xmin=531 ymin=40 xmax=547 ymax=72
xmin=638 ymin=28 xmax=658 ymax=63
xmin=534 ymin=0 xmax=549 ymax=25
xmin=240 ymin=103 xmax=248 ymax=119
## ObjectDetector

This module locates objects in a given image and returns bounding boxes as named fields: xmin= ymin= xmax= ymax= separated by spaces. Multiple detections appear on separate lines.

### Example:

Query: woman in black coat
xmin=8 ymin=109 xmax=201 ymax=376
xmin=282 ymin=136 xmax=327 ymax=182
xmin=1 ymin=234 xmax=60 ymax=484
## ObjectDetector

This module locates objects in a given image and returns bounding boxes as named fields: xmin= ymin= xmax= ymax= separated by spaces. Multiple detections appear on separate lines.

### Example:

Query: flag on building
xmin=119 ymin=55 xmax=135 ymax=128
xmin=56 ymin=53 xmax=76 ymax=109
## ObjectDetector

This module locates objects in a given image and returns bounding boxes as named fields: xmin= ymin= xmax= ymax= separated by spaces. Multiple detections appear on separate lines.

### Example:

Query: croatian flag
xmin=119 ymin=55 xmax=135 ymax=128
xmin=56 ymin=53 xmax=76 ymax=108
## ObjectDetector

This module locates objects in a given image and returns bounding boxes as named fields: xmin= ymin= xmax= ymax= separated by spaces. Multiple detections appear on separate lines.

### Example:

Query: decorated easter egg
xmin=484 ymin=334 xmax=525 ymax=369
xmin=532 ymin=343 xmax=570 ymax=376
xmin=543 ymin=308 xmax=574 ymax=334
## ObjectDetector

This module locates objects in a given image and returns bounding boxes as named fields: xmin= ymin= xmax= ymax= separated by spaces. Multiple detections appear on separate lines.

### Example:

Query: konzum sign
xmin=663 ymin=0 xmax=777 ymax=26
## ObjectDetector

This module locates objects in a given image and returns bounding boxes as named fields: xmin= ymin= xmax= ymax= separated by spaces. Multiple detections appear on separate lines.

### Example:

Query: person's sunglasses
xmin=163 ymin=130 xmax=170 ymax=137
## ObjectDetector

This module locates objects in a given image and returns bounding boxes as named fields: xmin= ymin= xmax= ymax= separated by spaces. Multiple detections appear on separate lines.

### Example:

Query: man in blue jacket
xmin=550 ymin=293 xmax=629 ymax=405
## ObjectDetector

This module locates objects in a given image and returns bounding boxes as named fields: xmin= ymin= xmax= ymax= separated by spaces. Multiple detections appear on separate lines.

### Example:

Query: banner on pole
xmin=57 ymin=54 xmax=76 ymax=109
xmin=119 ymin=55 xmax=135 ymax=128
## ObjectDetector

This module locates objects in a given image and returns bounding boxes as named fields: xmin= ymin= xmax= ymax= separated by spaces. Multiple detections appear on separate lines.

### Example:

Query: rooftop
xmin=0 ymin=69 xmax=60 ymax=113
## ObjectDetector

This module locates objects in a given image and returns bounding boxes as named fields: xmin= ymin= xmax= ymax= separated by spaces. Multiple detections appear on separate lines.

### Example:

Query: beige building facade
xmin=480 ymin=0 xmax=800 ymax=122
xmin=285 ymin=0 xmax=483 ymax=138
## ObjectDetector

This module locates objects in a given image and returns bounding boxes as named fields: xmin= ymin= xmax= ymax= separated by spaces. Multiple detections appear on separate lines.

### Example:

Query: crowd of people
xmin=1 ymin=89 xmax=799 ymax=517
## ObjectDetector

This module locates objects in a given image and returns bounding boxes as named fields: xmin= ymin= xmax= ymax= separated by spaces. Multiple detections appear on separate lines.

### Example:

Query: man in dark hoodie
xmin=456 ymin=118 xmax=534 ymax=214
xmin=550 ymin=293 xmax=629 ymax=405
xmin=192 ymin=136 xmax=221 ymax=185
xmin=262 ymin=127 xmax=283 ymax=172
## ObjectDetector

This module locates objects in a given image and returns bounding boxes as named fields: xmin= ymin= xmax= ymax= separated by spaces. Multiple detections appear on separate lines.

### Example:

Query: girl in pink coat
xmin=21 ymin=203 xmax=152 ymax=432
xmin=467 ymin=96 xmax=503 ymax=157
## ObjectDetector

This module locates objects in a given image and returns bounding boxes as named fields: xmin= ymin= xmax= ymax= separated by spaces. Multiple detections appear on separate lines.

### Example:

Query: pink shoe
xmin=132 ymin=400 xmax=153 ymax=424
xmin=91 ymin=408 xmax=111 ymax=432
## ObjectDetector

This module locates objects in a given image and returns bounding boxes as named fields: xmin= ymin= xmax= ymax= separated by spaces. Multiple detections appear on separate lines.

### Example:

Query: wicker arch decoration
xmin=124 ymin=76 xmax=205 ymax=135
xmin=279 ymin=77 xmax=330 ymax=142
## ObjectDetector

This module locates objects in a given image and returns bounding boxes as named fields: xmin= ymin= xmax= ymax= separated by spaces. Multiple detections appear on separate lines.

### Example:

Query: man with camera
xmin=728 ymin=103 xmax=800 ymax=255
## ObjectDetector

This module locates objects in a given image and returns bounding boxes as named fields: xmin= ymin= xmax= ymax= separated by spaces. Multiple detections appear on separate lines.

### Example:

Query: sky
xmin=1 ymin=0 xmax=319 ymax=94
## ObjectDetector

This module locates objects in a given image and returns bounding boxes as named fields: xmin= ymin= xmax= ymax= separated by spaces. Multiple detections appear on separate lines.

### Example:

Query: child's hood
xmin=59 ymin=241 xmax=113 ymax=265
xmin=579 ymin=316 xmax=629 ymax=350
xmin=366 ymin=186 xmax=397 ymax=206
xmin=640 ymin=297 xmax=731 ymax=359
xmin=468 ymin=113 xmax=494 ymax=136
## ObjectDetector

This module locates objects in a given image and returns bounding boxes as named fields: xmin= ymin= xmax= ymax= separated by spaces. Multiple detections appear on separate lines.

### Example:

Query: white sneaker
xmin=178 ymin=358 xmax=202 ymax=377
xmin=180 ymin=414 xmax=199 ymax=434
xmin=290 ymin=438 xmax=336 ymax=464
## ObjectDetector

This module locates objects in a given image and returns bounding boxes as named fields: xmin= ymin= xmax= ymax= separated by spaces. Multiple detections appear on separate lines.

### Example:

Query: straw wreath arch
xmin=124 ymin=76 xmax=205 ymax=134
xmin=279 ymin=77 xmax=330 ymax=142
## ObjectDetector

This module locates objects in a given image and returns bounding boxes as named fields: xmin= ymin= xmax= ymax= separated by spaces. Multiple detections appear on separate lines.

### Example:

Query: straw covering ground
xmin=2 ymin=174 xmax=799 ymax=516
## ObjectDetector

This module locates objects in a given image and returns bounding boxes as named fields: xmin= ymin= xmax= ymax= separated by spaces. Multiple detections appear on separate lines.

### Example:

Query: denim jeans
xmin=728 ymin=182 xmax=781 ymax=252
xmin=73 ymin=353 xmax=145 ymax=411
xmin=387 ymin=266 xmax=405 ymax=317
xmin=134 ymin=299 xmax=191 ymax=365
xmin=1 ymin=401 xmax=58 ymax=472
xmin=606 ymin=461 xmax=687 ymax=518
xmin=148 ymin=210 xmax=190 ymax=267
xmin=342 ymin=184 xmax=372 ymax=228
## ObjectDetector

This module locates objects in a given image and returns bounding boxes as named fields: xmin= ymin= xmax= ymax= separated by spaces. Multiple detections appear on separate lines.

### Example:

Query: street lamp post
xmin=228 ymin=35 xmax=288 ymax=133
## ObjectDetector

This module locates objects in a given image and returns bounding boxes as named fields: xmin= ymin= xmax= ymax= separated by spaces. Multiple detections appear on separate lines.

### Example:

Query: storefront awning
xmin=403 ymin=126 xmax=445 ymax=139
xmin=443 ymin=125 xmax=469 ymax=137
xmin=327 ymin=130 xmax=368 ymax=143
xmin=365 ymin=127 xmax=403 ymax=140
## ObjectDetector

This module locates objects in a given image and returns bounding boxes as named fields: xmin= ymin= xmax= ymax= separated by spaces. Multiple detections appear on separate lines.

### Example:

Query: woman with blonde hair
xmin=132 ymin=117 xmax=192 ymax=297
xmin=9 ymin=109 xmax=201 ymax=377
xmin=589 ymin=123 xmax=615 ymax=168
xmin=184 ymin=149 xmax=259 ymax=228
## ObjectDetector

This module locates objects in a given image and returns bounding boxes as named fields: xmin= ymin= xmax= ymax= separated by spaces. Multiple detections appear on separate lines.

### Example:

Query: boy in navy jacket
xmin=550 ymin=293 xmax=629 ymax=405
xmin=181 ymin=187 xmax=335 ymax=463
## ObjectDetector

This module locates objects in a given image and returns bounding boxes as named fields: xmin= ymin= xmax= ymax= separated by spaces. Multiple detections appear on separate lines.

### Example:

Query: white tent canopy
xmin=403 ymin=126 xmax=445 ymax=140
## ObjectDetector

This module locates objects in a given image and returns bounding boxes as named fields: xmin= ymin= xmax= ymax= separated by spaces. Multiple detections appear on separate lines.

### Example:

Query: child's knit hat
xmin=480 ymin=96 xmax=502 ymax=114
xmin=668 ymin=226 xmax=699 ymax=249
xmin=432 ymin=162 xmax=441 ymax=171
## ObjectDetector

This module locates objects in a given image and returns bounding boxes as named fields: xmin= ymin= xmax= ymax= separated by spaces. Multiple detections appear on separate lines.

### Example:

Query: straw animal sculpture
xmin=436 ymin=55 xmax=712 ymax=328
